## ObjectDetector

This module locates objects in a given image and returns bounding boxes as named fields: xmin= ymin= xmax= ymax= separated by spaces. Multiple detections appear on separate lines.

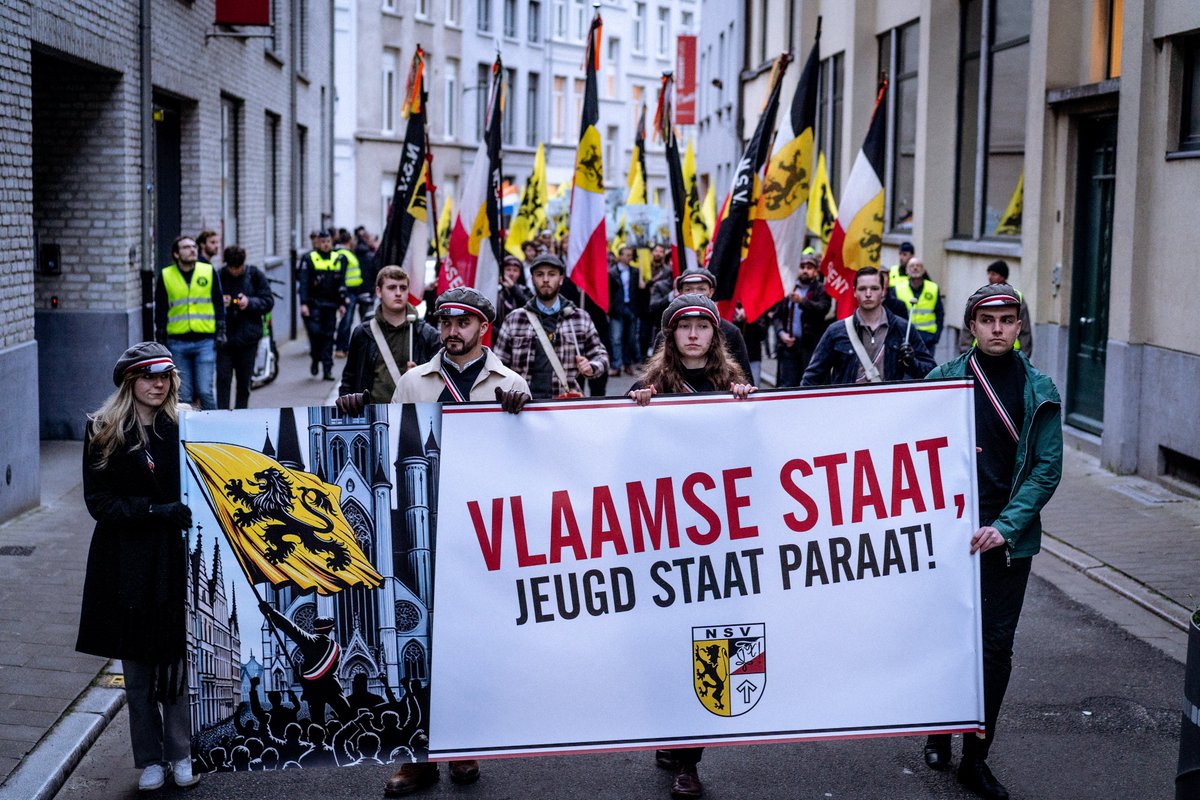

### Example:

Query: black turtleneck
xmin=973 ymin=349 xmax=1026 ymax=525
xmin=680 ymin=366 xmax=716 ymax=393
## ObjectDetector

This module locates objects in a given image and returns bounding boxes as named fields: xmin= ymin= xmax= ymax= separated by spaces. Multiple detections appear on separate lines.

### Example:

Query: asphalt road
xmin=52 ymin=572 xmax=1182 ymax=800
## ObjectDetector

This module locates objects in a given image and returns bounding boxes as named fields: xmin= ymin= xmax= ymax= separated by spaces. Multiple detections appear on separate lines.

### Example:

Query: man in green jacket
xmin=923 ymin=283 xmax=1063 ymax=800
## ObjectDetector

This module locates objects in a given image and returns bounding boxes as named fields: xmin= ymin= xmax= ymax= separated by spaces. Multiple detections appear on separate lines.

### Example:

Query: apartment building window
xmin=1105 ymin=0 xmax=1122 ymax=79
xmin=445 ymin=58 xmax=459 ymax=139
xmin=878 ymin=20 xmax=919 ymax=232
xmin=503 ymin=68 xmax=517 ymax=144
xmin=416 ymin=0 xmax=429 ymax=18
xmin=656 ymin=7 xmax=670 ymax=57
xmin=382 ymin=0 xmax=396 ymax=10
xmin=528 ymin=0 xmax=541 ymax=42
xmin=553 ymin=0 xmax=566 ymax=38
xmin=220 ymin=97 xmax=241 ymax=247
xmin=1180 ymin=35 xmax=1200 ymax=152
xmin=477 ymin=0 xmax=491 ymax=32
xmin=296 ymin=125 xmax=307 ymax=239
xmin=717 ymin=31 xmax=725 ymax=105
xmin=382 ymin=49 xmax=399 ymax=135
xmin=553 ymin=75 xmax=566 ymax=141
xmin=682 ymin=10 xmax=693 ymax=31
xmin=477 ymin=63 xmax=490 ymax=140
xmin=447 ymin=0 xmax=461 ymax=24
xmin=633 ymin=2 xmax=646 ymax=53
xmin=526 ymin=72 xmax=540 ymax=146
xmin=574 ymin=0 xmax=586 ymax=41
xmin=296 ymin=0 xmax=309 ymax=73
xmin=605 ymin=125 xmax=618 ymax=177
xmin=504 ymin=0 xmax=517 ymax=37
xmin=955 ymin=0 xmax=1030 ymax=238
xmin=574 ymin=78 xmax=584 ymax=128
xmin=817 ymin=52 xmax=844 ymax=199
xmin=606 ymin=38 xmax=619 ymax=98
xmin=265 ymin=113 xmax=280 ymax=256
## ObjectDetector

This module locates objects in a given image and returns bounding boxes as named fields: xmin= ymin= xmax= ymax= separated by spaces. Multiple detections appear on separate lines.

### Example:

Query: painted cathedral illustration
xmin=185 ymin=530 xmax=242 ymax=732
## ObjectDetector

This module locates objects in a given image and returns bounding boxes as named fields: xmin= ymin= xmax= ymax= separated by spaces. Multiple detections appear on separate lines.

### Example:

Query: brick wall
xmin=0 ymin=1 xmax=33 ymax=351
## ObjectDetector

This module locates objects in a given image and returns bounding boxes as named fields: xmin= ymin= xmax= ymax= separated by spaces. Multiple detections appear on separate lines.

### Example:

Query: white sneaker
xmin=171 ymin=757 xmax=201 ymax=788
xmin=138 ymin=763 xmax=165 ymax=791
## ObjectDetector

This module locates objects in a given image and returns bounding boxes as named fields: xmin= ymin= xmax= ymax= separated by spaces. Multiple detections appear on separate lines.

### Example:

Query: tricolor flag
xmin=441 ymin=56 xmax=505 ymax=295
xmin=724 ymin=32 xmax=822 ymax=324
xmin=655 ymin=72 xmax=697 ymax=277
xmin=565 ymin=11 xmax=609 ymax=312
xmin=807 ymin=150 xmax=837 ymax=244
xmin=821 ymin=80 xmax=888 ymax=319
xmin=708 ymin=53 xmax=790 ymax=320
xmin=183 ymin=443 xmax=383 ymax=596
xmin=377 ymin=47 xmax=433 ymax=304
xmin=505 ymin=142 xmax=548 ymax=257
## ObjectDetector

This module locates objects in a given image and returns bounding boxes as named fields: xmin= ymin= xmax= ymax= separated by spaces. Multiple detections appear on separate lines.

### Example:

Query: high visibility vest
xmin=338 ymin=247 xmax=362 ymax=287
xmin=893 ymin=277 xmax=939 ymax=334
xmin=888 ymin=264 xmax=902 ymax=286
xmin=162 ymin=262 xmax=216 ymax=335
xmin=970 ymin=289 xmax=1023 ymax=351
xmin=309 ymin=250 xmax=342 ymax=272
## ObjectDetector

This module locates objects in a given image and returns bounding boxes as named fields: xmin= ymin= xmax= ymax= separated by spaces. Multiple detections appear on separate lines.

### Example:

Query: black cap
xmin=502 ymin=254 xmax=523 ymax=267
xmin=661 ymin=293 xmax=721 ymax=330
xmin=899 ymin=241 xmax=915 ymax=254
xmin=431 ymin=287 xmax=497 ymax=323
xmin=530 ymin=253 xmax=566 ymax=274
xmin=113 ymin=342 xmax=175 ymax=386
xmin=674 ymin=267 xmax=716 ymax=292
xmin=986 ymin=259 xmax=1010 ymax=280
xmin=964 ymin=283 xmax=1022 ymax=324
xmin=315 ymin=229 xmax=333 ymax=239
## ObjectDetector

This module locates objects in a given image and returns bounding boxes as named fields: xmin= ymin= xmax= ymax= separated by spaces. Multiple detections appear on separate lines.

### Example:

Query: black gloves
xmin=149 ymin=501 xmax=192 ymax=530
xmin=495 ymin=387 xmax=530 ymax=414
xmin=335 ymin=391 xmax=369 ymax=416
xmin=215 ymin=322 xmax=228 ymax=348
xmin=898 ymin=341 xmax=915 ymax=370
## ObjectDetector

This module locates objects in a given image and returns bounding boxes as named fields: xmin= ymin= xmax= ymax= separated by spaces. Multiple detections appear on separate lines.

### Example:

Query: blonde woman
xmin=75 ymin=342 xmax=199 ymax=791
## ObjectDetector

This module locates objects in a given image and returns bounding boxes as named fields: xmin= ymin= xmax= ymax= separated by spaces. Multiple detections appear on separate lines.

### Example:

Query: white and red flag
xmin=821 ymin=80 xmax=888 ymax=319
xmin=565 ymin=11 xmax=609 ymax=312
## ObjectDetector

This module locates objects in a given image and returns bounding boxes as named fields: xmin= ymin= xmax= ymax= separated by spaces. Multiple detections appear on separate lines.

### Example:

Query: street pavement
xmin=0 ymin=332 xmax=1193 ymax=799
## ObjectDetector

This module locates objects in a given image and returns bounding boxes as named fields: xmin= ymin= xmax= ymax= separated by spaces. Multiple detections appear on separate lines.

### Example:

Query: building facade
xmin=334 ymin=0 xmax=700 ymax=251
xmin=694 ymin=0 xmax=743 ymax=198
xmin=187 ymin=532 xmax=242 ymax=733
xmin=0 ymin=0 xmax=334 ymax=524
xmin=724 ymin=0 xmax=1200 ymax=484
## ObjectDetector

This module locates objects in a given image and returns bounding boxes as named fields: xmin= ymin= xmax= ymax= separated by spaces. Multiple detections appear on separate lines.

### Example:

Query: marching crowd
xmin=78 ymin=226 xmax=1059 ymax=800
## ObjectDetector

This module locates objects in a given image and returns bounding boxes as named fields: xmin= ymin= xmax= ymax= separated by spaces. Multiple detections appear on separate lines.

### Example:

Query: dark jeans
xmin=610 ymin=307 xmax=640 ymax=370
xmin=336 ymin=292 xmax=373 ymax=352
xmin=304 ymin=303 xmax=339 ymax=372
xmin=928 ymin=548 xmax=1032 ymax=761
xmin=123 ymin=659 xmax=191 ymax=767
xmin=776 ymin=342 xmax=814 ymax=388
xmin=216 ymin=342 xmax=258 ymax=409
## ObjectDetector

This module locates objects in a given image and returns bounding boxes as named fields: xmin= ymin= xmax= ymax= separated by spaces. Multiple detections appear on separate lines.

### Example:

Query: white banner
xmin=429 ymin=380 xmax=984 ymax=759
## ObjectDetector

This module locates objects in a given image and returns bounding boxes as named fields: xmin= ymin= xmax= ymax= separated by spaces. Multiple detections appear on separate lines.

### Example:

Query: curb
xmin=0 ymin=663 xmax=126 ymax=800
xmin=1041 ymin=534 xmax=1191 ymax=632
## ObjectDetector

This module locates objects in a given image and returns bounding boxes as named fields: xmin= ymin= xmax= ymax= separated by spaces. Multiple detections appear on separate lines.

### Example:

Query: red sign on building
xmin=675 ymin=34 xmax=697 ymax=125
xmin=216 ymin=0 xmax=271 ymax=26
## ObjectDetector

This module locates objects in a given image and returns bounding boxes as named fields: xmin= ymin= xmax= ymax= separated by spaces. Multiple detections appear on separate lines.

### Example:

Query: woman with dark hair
xmin=627 ymin=295 xmax=753 ymax=799
xmin=76 ymin=342 xmax=199 ymax=791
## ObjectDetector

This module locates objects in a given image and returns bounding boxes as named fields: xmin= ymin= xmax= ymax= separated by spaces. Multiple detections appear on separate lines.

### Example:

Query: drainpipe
xmin=288 ymin=0 xmax=299 ymax=340
xmin=139 ymin=0 xmax=154 ymax=341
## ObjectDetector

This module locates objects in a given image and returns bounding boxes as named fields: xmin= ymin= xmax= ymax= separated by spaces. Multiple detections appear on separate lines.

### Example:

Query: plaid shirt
xmin=492 ymin=299 xmax=609 ymax=396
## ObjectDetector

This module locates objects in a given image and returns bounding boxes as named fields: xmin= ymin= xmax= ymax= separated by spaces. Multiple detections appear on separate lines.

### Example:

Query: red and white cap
xmin=113 ymin=342 xmax=176 ymax=386
xmin=662 ymin=294 xmax=721 ymax=329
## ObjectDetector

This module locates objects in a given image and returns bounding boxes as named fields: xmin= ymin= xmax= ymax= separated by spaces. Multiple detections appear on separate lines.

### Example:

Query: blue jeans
xmin=610 ymin=308 xmax=639 ymax=371
xmin=167 ymin=337 xmax=216 ymax=410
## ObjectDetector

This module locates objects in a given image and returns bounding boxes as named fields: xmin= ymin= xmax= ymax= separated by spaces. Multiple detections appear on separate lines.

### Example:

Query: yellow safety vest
xmin=970 ymin=289 xmax=1023 ymax=350
xmin=310 ymin=250 xmax=342 ymax=272
xmin=893 ymin=278 xmax=939 ymax=334
xmin=339 ymin=247 xmax=362 ymax=287
xmin=162 ymin=262 xmax=216 ymax=335
xmin=888 ymin=264 xmax=902 ymax=286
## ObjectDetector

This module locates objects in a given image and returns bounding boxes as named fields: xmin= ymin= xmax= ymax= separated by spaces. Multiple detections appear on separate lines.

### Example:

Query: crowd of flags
xmin=377 ymin=10 xmax=895 ymax=322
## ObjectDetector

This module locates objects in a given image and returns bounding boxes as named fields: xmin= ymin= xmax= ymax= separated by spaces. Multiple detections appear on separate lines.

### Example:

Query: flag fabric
xmin=505 ymin=143 xmax=548 ymax=257
xmin=807 ymin=151 xmax=838 ymax=243
xmin=683 ymin=139 xmax=710 ymax=257
xmin=565 ymin=11 xmax=609 ymax=312
xmin=441 ymin=56 xmax=505 ymax=294
xmin=627 ymin=103 xmax=648 ymax=203
xmin=993 ymin=171 xmax=1023 ymax=235
xmin=183 ymin=442 xmax=383 ymax=596
xmin=821 ymin=80 xmax=888 ymax=319
xmin=708 ymin=54 xmax=790 ymax=320
xmin=436 ymin=195 xmax=454 ymax=258
xmin=377 ymin=47 xmax=432 ymax=304
xmin=655 ymin=73 xmax=697 ymax=277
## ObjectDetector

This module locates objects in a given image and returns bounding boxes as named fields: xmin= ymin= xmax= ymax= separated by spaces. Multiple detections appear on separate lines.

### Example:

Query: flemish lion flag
xmin=505 ymin=143 xmax=547 ymax=258
xmin=565 ymin=10 xmax=609 ymax=312
xmin=806 ymin=151 xmax=837 ymax=244
xmin=184 ymin=442 xmax=382 ymax=596
xmin=821 ymin=80 xmax=888 ymax=319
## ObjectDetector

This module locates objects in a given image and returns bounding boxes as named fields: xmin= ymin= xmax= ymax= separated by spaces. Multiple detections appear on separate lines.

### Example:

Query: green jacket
xmin=927 ymin=350 xmax=1063 ymax=558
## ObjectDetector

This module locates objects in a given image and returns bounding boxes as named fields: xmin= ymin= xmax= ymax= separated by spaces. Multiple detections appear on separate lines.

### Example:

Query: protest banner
xmin=177 ymin=380 xmax=982 ymax=772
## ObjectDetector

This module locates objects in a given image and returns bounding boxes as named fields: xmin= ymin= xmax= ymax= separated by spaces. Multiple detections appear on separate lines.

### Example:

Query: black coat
xmin=338 ymin=315 xmax=441 ymax=401
xmin=800 ymin=309 xmax=936 ymax=387
xmin=76 ymin=416 xmax=187 ymax=664
xmin=219 ymin=265 xmax=275 ymax=348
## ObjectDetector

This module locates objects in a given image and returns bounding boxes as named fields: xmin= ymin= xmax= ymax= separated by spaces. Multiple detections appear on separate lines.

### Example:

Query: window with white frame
xmin=605 ymin=38 xmax=619 ymax=98
xmin=552 ymin=75 xmax=566 ymax=141
xmin=503 ymin=68 xmax=517 ymax=144
xmin=477 ymin=0 xmax=491 ymax=32
xmin=681 ymin=10 xmax=693 ymax=31
xmin=657 ymin=7 xmax=670 ymax=58
xmin=445 ymin=58 xmax=459 ymax=139
xmin=526 ymin=72 xmax=540 ymax=146
xmin=573 ymin=77 xmax=584 ymax=128
xmin=553 ymin=0 xmax=566 ymax=38
xmin=504 ymin=0 xmax=517 ymax=37
xmin=878 ymin=20 xmax=919 ymax=233
xmin=265 ymin=112 xmax=279 ymax=256
xmin=382 ymin=0 xmax=396 ymax=15
xmin=446 ymin=0 xmax=461 ymax=25
xmin=528 ymin=0 xmax=541 ymax=42
xmin=574 ymin=0 xmax=586 ymax=42
xmin=477 ymin=63 xmax=490 ymax=140
xmin=954 ymin=0 xmax=1030 ymax=238
xmin=416 ymin=0 xmax=428 ymax=18
xmin=382 ymin=49 xmax=398 ymax=135
xmin=816 ymin=52 xmax=844 ymax=199
xmin=633 ymin=2 xmax=646 ymax=53
xmin=220 ymin=96 xmax=241 ymax=248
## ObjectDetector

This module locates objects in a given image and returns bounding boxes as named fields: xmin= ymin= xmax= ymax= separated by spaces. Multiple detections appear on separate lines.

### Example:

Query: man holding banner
xmin=924 ymin=284 xmax=1063 ymax=800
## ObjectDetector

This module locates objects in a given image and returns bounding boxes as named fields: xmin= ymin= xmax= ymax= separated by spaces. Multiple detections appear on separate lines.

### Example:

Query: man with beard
xmin=493 ymin=253 xmax=609 ymax=399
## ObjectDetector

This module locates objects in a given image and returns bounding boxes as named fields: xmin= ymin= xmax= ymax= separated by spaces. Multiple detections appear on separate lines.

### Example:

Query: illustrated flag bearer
xmin=377 ymin=46 xmax=434 ymax=304
xmin=706 ymin=52 xmax=790 ymax=321
xmin=442 ymin=55 xmax=505 ymax=296
xmin=820 ymin=79 xmax=888 ymax=319
xmin=655 ymin=71 xmax=698 ymax=276
xmin=565 ymin=9 xmax=609 ymax=312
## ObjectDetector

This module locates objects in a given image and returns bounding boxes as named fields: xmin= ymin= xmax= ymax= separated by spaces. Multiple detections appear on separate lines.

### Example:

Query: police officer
xmin=154 ymin=235 xmax=226 ymax=409
xmin=298 ymin=229 xmax=348 ymax=380
xmin=334 ymin=228 xmax=369 ymax=357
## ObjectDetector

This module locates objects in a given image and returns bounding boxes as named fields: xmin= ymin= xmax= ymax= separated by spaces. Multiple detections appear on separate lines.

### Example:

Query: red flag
xmin=565 ymin=11 xmax=609 ymax=312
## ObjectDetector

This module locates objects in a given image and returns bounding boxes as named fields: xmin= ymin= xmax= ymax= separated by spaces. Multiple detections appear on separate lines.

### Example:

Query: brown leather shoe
xmin=448 ymin=759 xmax=480 ymax=785
xmin=670 ymin=764 xmax=703 ymax=798
xmin=384 ymin=762 xmax=439 ymax=796
xmin=655 ymin=749 xmax=678 ymax=769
